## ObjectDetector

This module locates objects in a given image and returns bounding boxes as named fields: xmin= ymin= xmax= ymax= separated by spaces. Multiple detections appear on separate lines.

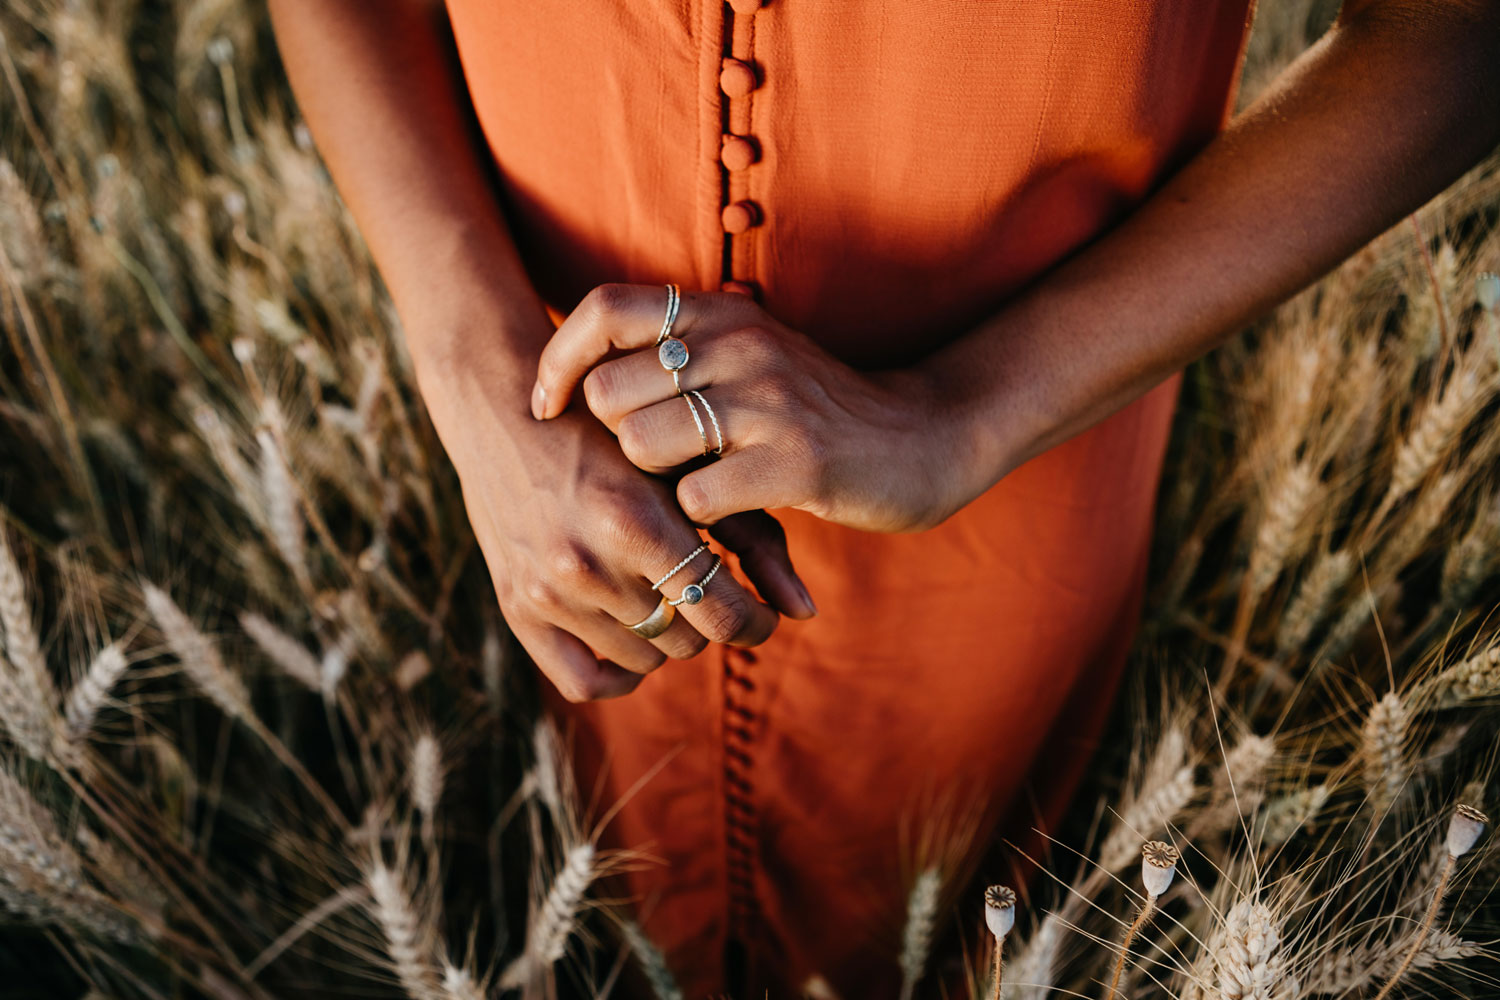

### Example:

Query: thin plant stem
xmin=1106 ymin=893 xmax=1157 ymax=1000
xmin=990 ymin=938 xmax=1004 ymax=1000
xmin=1371 ymin=853 xmax=1455 ymax=1000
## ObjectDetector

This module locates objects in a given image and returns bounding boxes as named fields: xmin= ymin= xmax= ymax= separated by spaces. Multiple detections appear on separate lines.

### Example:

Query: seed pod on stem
xmin=1106 ymin=842 xmax=1181 ymax=1000
xmin=984 ymin=885 xmax=1016 ymax=1000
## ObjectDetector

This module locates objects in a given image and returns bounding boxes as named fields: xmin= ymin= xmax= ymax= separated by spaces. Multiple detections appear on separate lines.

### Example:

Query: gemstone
xmin=681 ymin=584 xmax=705 ymax=605
xmin=659 ymin=337 xmax=689 ymax=371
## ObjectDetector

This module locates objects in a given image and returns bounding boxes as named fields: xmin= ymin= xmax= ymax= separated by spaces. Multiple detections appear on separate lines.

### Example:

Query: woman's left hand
xmin=531 ymin=284 xmax=978 ymax=533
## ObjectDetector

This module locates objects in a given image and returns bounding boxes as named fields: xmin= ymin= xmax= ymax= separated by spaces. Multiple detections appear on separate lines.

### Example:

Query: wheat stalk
xmin=64 ymin=643 xmax=128 ymax=739
xmin=898 ymin=866 xmax=942 ymax=1000
xmin=366 ymin=859 xmax=442 ymax=1000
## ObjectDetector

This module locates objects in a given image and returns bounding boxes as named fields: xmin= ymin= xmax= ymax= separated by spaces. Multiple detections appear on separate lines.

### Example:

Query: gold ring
xmin=623 ymin=596 xmax=676 ymax=639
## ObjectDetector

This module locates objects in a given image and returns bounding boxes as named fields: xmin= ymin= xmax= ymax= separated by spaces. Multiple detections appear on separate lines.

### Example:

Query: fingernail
xmin=795 ymin=579 xmax=817 ymax=617
xmin=530 ymin=381 xmax=547 ymax=420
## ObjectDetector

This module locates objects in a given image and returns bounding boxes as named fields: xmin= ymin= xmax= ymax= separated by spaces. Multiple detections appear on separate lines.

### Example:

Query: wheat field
xmin=1 ymin=1 xmax=1498 ymax=997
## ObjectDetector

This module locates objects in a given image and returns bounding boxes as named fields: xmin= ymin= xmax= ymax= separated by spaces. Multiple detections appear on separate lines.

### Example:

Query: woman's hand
xmin=415 ymin=319 xmax=819 ymax=703
xmin=531 ymin=285 xmax=982 ymax=533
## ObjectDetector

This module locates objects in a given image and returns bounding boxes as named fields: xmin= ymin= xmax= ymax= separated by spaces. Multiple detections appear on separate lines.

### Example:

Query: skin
xmin=534 ymin=1 xmax=1500 ymax=534
xmin=269 ymin=0 xmax=1500 ymax=703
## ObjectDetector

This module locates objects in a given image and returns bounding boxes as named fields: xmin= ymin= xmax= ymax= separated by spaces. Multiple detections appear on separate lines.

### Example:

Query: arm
xmin=267 ymin=0 xmax=814 ymax=701
xmin=931 ymin=0 xmax=1500 ymax=491
xmin=532 ymin=0 xmax=1500 ymax=532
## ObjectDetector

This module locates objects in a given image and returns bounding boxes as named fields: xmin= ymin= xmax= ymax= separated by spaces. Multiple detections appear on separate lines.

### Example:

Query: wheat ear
xmin=898 ymin=866 xmax=941 ymax=1000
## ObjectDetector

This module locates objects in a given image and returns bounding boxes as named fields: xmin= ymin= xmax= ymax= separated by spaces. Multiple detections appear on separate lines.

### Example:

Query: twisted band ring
xmin=669 ymin=555 xmax=723 ymax=607
xmin=687 ymin=390 xmax=723 ymax=455
xmin=655 ymin=283 xmax=680 ymax=346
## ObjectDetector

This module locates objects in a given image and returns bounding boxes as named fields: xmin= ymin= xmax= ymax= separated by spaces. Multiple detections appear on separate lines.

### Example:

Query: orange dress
xmin=441 ymin=2 xmax=1254 ymax=996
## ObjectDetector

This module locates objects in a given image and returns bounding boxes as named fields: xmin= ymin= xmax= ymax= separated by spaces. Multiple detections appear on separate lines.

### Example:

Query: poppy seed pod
xmin=1447 ymin=804 xmax=1488 ymax=858
xmin=984 ymin=885 xmax=1016 ymax=940
xmin=1141 ymin=841 xmax=1180 ymax=898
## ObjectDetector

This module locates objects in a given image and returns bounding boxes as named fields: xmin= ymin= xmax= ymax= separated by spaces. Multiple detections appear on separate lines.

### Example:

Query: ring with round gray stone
xmin=668 ymin=555 xmax=723 ymax=607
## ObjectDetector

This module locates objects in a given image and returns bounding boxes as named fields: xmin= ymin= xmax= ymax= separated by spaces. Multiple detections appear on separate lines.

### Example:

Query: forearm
xmin=266 ymin=0 xmax=548 ymax=410
xmin=931 ymin=1 xmax=1500 ymax=487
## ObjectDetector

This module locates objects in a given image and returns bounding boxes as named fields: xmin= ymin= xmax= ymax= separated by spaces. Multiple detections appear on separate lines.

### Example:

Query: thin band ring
xmin=688 ymin=390 xmax=723 ymax=455
xmin=681 ymin=392 xmax=710 ymax=455
xmin=623 ymin=596 xmax=676 ymax=639
xmin=655 ymin=283 xmax=681 ymax=346
xmin=668 ymin=555 xmax=723 ymax=607
xmin=651 ymin=543 xmax=709 ymax=592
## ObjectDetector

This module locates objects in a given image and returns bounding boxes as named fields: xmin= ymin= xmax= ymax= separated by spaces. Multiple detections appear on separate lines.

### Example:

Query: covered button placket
xmin=718 ymin=0 xmax=767 ymax=954
xmin=720 ymin=0 xmax=765 ymax=300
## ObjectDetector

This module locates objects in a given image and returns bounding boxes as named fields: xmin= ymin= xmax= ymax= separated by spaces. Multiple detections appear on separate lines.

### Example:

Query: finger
xmin=510 ymin=618 xmax=644 ymax=702
xmin=710 ymin=511 xmax=817 ymax=619
xmin=605 ymin=576 xmax=711 ymax=662
xmin=565 ymin=608 xmax=671 ymax=676
xmin=618 ymin=391 xmax=737 ymax=473
xmin=677 ymin=446 xmax=802 ymax=527
xmin=638 ymin=538 xmax=780 ymax=649
xmin=534 ymin=284 xmax=755 ymax=420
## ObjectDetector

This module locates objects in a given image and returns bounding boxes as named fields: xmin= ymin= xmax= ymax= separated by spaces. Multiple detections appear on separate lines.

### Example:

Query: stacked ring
xmin=655 ymin=283 xmax=680 ymax=346
xmin=680 ymin=393 xmax=711 ymax=455
xmin=652 ymin=542 xmax=709 ymax=591
xmin=668 ymin=555 xmax=723 ymax=607
xmin=688 ymin=390 xmax=724 ymax=455
xmin=624 ymin=597 xmax=676 ymax=639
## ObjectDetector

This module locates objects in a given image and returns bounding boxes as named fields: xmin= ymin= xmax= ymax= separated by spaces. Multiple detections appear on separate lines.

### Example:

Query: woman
xmin=267 ymin=1 xmax=1500 ymax=996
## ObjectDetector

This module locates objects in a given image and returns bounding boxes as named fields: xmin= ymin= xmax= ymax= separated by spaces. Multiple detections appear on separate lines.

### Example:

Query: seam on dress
xmin=1023 ymin=6 xmax=1065 ymax=179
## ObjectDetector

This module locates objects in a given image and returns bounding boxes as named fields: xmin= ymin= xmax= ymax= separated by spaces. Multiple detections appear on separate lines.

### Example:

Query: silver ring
xmin=659 ymin=336 xmax=689 ymax=374
xmin=623 ymin=596 xmax=676 ymax=639
xmin=655 ymin=283 xmax=680 ymax=346
xmin=669 ymin=555 xmax=723 ymax=606
xmin=688 ymin=390 xmax=723 ymax=455
xmin=652 ymin=543 xmax=709 ymax=591
xmin=681 ymin=393 xmax=710 ymax=455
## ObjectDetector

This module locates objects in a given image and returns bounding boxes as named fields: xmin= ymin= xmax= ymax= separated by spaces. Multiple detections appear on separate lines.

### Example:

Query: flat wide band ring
xmin=623 ymin=596 xmax=676 ymax=639
xmin=655 ymin=283 xmax=681 ymax=346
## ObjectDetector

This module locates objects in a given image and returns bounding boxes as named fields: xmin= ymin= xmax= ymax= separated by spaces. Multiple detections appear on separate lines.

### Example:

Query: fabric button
xmin=720 ymin=134 xmax=759 ymax=171
xmin=721 ymin=280 xmax=757 ymax=297
xmin=729 ymin=0 xmax=765 ymax=12
xmin=719 ymin=58 xmax=758 ymax=98
xmin=721 ymin=200 xmax=761 ymax=234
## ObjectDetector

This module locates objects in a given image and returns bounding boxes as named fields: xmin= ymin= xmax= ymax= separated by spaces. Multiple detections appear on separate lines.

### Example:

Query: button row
xmin=722 ymin=0 xmax=765 ymax=298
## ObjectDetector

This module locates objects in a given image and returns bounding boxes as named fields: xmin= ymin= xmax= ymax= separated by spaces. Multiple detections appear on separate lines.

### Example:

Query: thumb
xmin=709 ymin=510 xmax=817 ymax=620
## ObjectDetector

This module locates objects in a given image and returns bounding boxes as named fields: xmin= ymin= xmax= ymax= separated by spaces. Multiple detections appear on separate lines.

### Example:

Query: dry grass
xmin=1 ymin=0 xmax=1499 ymax=997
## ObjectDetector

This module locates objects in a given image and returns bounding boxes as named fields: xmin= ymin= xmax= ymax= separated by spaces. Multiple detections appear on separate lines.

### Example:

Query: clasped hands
xmin=475 ymin=282 xmax=980 ymax=703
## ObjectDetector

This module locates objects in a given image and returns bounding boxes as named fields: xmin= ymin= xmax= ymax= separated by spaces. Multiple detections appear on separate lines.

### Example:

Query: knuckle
xmin=616 ymin=412 xmax=650 ymax=463
xmin=584 ymin=281 xmax=633 ymax=320
xmin=522 ymin=574 xmax=562 ymax=611
xmin=677 ymin=478 xmax=713 ymax=524
xmin=636 ymin=648 xmax=668 ymax=673
xmin=556 ymin=672 xmax=604 ymax=703
xmin=545 ymin=542 xmax=601 ymax=587
xmin=596 ymin=502 xmax=663 ymax=556
xmin=582 ymin=366 xmax=616 ymax=416
xmin=697 ymin=598 xmax=751 ymax=643
xmin=728 ymin=324 xmax=778 ymax=365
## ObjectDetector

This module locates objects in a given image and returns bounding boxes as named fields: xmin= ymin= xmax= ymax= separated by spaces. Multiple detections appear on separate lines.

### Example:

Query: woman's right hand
xmin=416 ymin=319 xmax=817 ymax=703
xmin=266 ymin=0 xmax=815 ymax=703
